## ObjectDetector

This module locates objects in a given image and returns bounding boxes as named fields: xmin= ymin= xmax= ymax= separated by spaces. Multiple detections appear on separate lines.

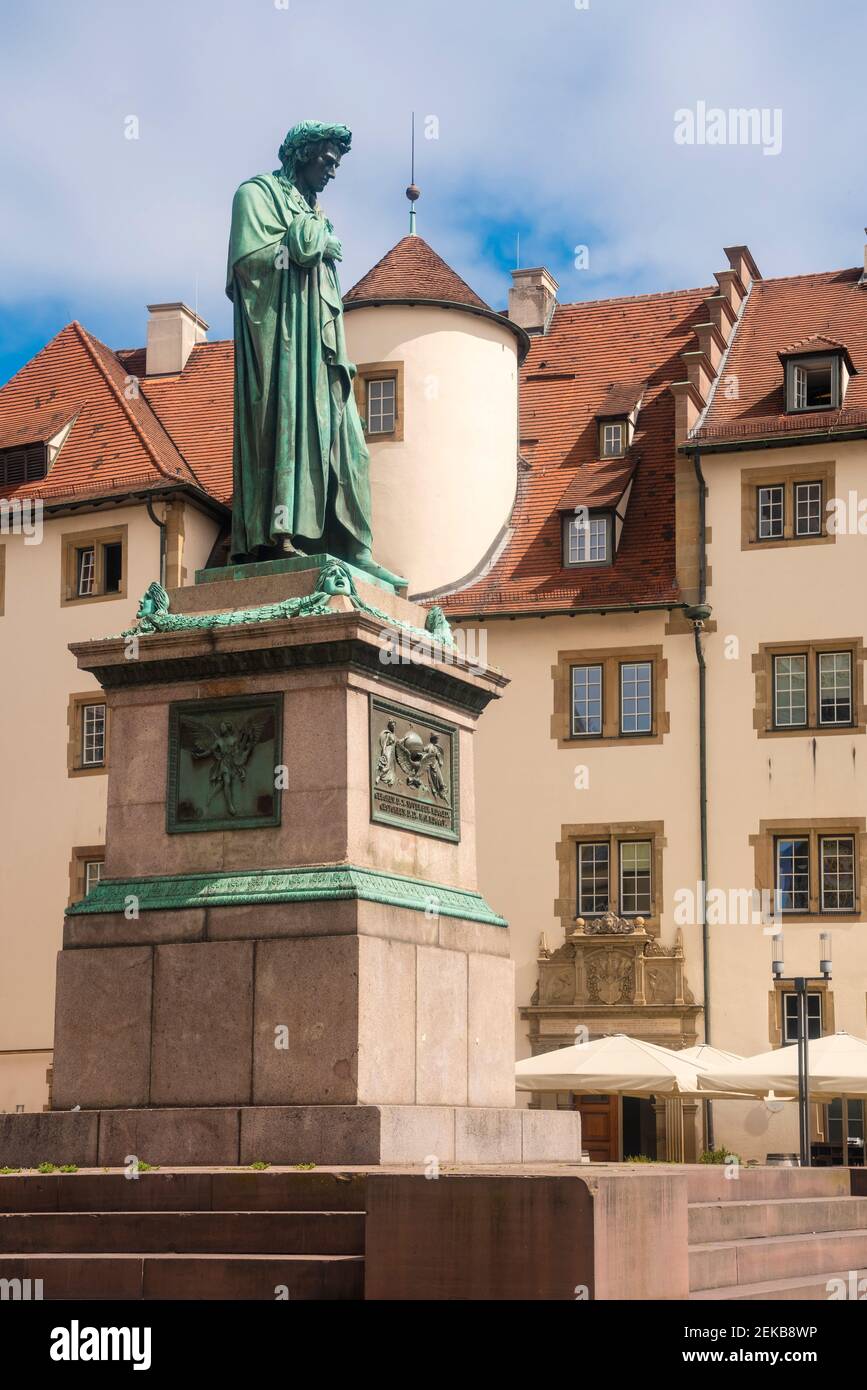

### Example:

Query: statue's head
xmin=278 ymin=121 xmax=352 ymax=196
xmin=318 ymin=559 xmax=357 ymax=597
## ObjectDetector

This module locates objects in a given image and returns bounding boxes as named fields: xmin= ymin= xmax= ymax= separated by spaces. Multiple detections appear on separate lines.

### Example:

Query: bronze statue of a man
xmin=226 ymin=121 xmax=404 ymax=588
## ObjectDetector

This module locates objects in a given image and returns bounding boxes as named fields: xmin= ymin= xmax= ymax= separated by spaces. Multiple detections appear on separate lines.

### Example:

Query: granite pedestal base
xmin=0 ymin=1104 xmax=581 ymax=1169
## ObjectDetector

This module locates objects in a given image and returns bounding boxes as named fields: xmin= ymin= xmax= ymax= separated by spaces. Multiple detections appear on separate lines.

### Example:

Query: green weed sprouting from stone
xmin=0 ymin=1166 xmax=21 ymax=1174
xmin=37 ymin=1162 xmax=57 ymax=1173
xmin=58 ymin=1164 xmax=79 ymax=1173
xmin=294 ymin=1162 xmax=316 ymax=1170
xmin=249 ymin=1160 xmax=270 ymax=1170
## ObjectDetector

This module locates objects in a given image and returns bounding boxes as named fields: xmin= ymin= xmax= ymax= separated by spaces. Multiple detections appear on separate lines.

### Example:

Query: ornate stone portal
xmin=521 ymin=915 xmax=702 ymax=1160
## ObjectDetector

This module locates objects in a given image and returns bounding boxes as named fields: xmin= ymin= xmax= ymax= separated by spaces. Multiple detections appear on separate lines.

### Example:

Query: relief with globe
xmin=369 ymin=696 xmax=459 ymax=842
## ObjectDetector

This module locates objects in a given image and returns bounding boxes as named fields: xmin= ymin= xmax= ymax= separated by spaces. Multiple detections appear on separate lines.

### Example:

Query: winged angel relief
xmin=184 ymin=712 xmax=270 ymax=817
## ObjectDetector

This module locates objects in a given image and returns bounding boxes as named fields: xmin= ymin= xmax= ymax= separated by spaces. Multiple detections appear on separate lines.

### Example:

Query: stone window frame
xmin=555 ymin=820 xmax=666 ymax=938
xmin=353 ymin=361 xmax=405 ymax=443
xmin=551 ymin=644 xmax=669 ymax=749
xmin=67 ymin=691 xmax=110 ymax=777
xmin=753 ymin=637 xmax=865 ymax=739
xmin=740 ymin=460 xmax=835 ymax=552
xmin=768 ymin=981 xmax=835 ymax=1048
xmin=750 ymin=817 xmax=867 ymax=925
xmin=68 ymin=844 xmax=106 ymax=905
xmin=60 ymin=524 xmax=128 ymax=607
xmin=561 ymin=511 xmax=614 ymax=569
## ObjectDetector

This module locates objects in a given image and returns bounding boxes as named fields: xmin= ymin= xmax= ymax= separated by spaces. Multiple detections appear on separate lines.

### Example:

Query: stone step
xmin=0 ymin=1170 xmax=368 ymax=1214
xmin=686 ymin=1166 xmax=851 ymax=1204
xmin=689 ymin=1228 xmax=867 ymax=1292
xmin=0 ymin=1209 xmax=365 ymax=1256
xmin=689 ymin=1195 xmax=867 ymax=1244
xmin=0 ymin=1252 xmax=364 ymax=1300
xmin=690 ymin=1267 xmax=867 ymax=1301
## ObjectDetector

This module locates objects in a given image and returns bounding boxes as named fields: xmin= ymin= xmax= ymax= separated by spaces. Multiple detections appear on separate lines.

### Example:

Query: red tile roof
xmin=438 ymin=285 xmax=714 ymax=617
xmin=0 ymin=322 xmax=204 ymax=504
xmin=0 ymin=403 xmax=79 ymax=451
xmin=697 ymin=268 xmax=867 ymax=445
xmin=557 ymin=456 xmax=637 ymax=512
xmin=344 ymin=234 xmax=490 ymax=310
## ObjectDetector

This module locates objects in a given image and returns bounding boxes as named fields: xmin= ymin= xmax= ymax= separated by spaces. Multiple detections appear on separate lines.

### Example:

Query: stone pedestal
xmin=6 ymin=557 xmax=579 ymax=1166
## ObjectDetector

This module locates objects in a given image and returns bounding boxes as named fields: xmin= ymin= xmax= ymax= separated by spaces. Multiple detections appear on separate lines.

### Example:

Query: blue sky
xmin=2 ymin=0 xmax=866 ymax=385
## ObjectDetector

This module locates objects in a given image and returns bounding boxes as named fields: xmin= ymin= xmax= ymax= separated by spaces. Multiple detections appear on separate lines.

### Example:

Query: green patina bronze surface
xmin=167 ymin=693 xmax=283 ymax=834
xmin=227 ymin=120 xmax=404 ymax=588
xmin=125 ymin=558 xmax=456 ymax=653
xmin=370 ymin=695 xmax=460 ymax=843
xmin=67 ymin=864 xmax=507 ymax=928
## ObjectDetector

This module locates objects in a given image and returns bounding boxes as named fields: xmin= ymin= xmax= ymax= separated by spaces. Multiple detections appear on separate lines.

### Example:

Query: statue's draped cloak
xmin=226 ymin=172 xmax=372 ymax=559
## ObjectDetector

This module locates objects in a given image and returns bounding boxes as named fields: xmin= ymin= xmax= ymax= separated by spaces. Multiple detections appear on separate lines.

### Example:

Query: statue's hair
xmin=277 ymin=121 xmax=352 ymax=180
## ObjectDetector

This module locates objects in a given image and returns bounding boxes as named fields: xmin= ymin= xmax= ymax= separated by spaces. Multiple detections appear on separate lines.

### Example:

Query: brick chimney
xmin=145 ymin=302 xmax=208 ymax=376
xmin=508 ymin=267 xmax=558 ymax=335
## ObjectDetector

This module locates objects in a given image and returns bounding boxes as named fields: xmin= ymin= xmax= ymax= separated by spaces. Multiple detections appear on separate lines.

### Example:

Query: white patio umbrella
xmin=515 ymin=1033 xmax=703 ymax=1097
xmin=676 ymin=1044 xmax=743 ymax=1068
xmin=697 ymin=1031 xmax=867 ymax=1098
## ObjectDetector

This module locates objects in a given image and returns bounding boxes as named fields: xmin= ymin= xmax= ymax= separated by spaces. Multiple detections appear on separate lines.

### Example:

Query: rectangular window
xmin=76 ymin=546 xmax=96 ymax=596
xmin=828 ymin=1098 xmax=865 ymax=1145
xmin=566 ymin=513 xmax=609 ymax=566
xmin=81 ymin=703 xmax=106 ymax=767
xmin=366 ymin=378 xmax=396 ymax=434
xmin=63 ymin=527 xmax=127 ymax=605
xmin=103 ymin=541 xmax=123 ymax=594
xmin=794 ymin=481 xmax=822 ymax=537
xmin=820 ymin=835 xmax=856 ymax=912
xmin=773 ymin=654 xmax=807 ymax=728
xmin=84 ymin=859 xmax=104 ymax=895
xmin=571 ymin=664 xmax=603 ymax=736
xmin=619 ymin=840 xmax=652 ymax=916
xmin=577 ymin=842 xmax=610 ymax=915
xmin=818 ymin=651 xmax=853 ymax=726
xmin=788 ymin=357 xmax=838 ymax=412
xmin=757 ymin=485 xmax=784 ymax=540
xmin=783 ymin=992 xmax=822 ymax=1044
xmin=620 ymin=661 xmax=653 ymax=735
xmin=776 ymin=836 xmax=810 ymax=913
xmin=600 ymin=421 xmax=625 ymax=458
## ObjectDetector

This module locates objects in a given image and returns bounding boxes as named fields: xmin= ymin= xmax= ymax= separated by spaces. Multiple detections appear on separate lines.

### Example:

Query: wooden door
xmin=574 ymin=1094 xmax=619 ymax=1161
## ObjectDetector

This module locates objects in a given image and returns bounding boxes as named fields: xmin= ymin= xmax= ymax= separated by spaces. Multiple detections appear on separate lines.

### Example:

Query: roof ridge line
xmin=555 ymin=284 xmax=715 ymax=312
xmin=72 ymin=323 xmax=206 ymax=492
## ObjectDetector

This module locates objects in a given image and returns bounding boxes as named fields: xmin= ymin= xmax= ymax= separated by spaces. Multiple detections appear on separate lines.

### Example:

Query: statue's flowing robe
xmin=226 ymin=172 xmax=372 ymax=559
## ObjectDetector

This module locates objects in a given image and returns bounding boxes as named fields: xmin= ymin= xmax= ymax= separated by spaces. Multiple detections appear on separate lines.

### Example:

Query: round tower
xmin=343 ymin=234 xmax=528 ymax=596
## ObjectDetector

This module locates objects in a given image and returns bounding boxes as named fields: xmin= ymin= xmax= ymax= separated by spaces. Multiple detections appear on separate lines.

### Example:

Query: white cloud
xmin=1 ymin=0 xmax=865 ymax=347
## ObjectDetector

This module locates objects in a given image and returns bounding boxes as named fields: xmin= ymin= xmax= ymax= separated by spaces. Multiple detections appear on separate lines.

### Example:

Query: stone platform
xmin=3 ymin=555 xmax=579 ymax=1168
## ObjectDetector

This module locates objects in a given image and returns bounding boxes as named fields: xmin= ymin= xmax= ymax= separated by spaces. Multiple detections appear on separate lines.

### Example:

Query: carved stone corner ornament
xmin=571 ymin=912 xmax=646 ymax=937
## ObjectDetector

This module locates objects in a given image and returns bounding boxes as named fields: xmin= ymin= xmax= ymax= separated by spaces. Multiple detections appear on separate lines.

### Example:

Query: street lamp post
xmin=771 ymin=932 xmax=832 ymax=1168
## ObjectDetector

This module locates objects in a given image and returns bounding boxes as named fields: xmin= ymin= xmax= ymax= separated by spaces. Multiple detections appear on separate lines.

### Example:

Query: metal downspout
xmin=145 ymin=496 xmax=168 ymax=588
xmin=686 ymin=446 xmax=713 ymax=1152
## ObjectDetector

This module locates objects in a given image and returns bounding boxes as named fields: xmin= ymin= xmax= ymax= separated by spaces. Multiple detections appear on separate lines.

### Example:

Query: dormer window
xmin=788 ymin=356 xmax=838 ymax=411
xmin=780 ymin=339 xmax=854 ymax=414
xmin=600 ymin=420 xmax=626 ymax=458
xmin=564 ymin=512 xmax=611 ymax=567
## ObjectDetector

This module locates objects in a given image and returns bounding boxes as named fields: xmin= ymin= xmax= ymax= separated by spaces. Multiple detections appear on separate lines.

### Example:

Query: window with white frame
xmin=565 ymin=513 xmax=610 ymax=566
xmin=619 ymin=840 xmax=652 ymax=916
xmin=820 ymin=835 xmax=856 ymax=912
xmin=600 ymin=420 xmax=626 ymax=458
xmin=81 ymin=703 xmax=106 ymax=767
xmin=773 ymin=654 xmax=807 ymax=728
xmin=818 ymin=651 xmax=853 ymax=726
xmin=776 ymin=836 xmax=810 ymax=912
xmin=782 ymin=991 xmax=822 ymax=1044
xmin=76 ymin=546 xmax=96 ymax=597
xmin=757 ymin=484 xmax=784 ymax=540
xmin=620 ymin=661 xmax=653 ymax=735
xmin=366 ymin=377 xmax=396 ymax=434
xmin=787 ymin=356 xmax=839 ymax=412
xmin=84 ymin=859 xmax=104 ymax=895
xmin=571 ymin=664 xmax=603 ymax=736
xmin=577 ymin=841 xmax=610 ymax=915
xmin=794 ymin=481 xmax=822 ymax=537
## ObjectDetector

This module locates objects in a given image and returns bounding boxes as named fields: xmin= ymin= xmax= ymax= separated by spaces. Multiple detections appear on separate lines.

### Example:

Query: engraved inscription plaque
xmin=167 ymin=694 xmax=283 ymax=834
xmin=369 ymin=695 xmax=459 ymax=842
